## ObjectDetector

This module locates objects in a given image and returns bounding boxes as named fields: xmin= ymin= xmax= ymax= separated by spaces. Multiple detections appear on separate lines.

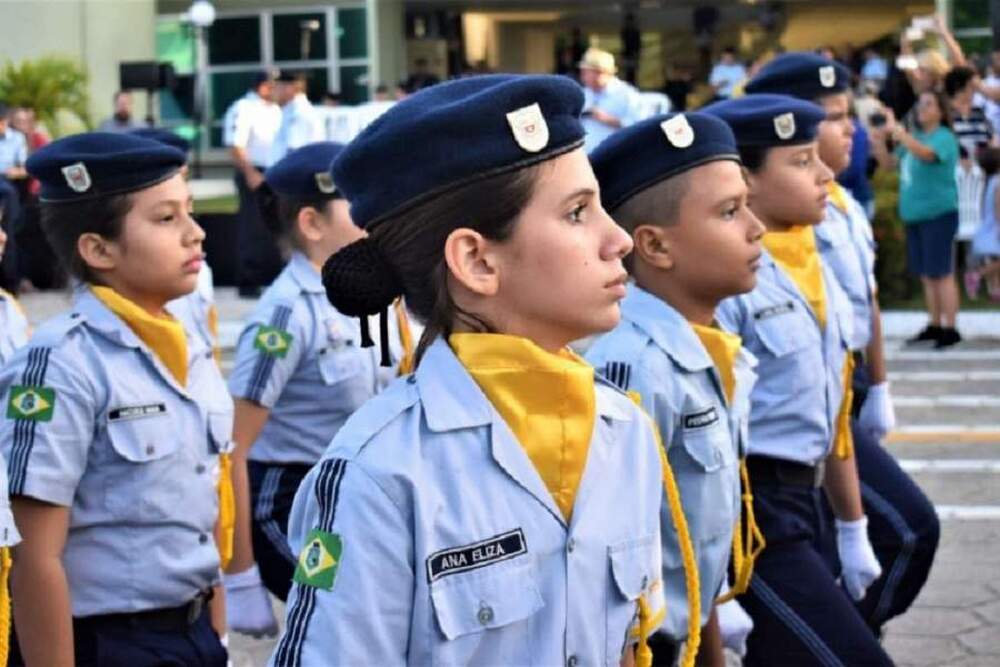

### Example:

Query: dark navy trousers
xmin=248 ymin=460 xmax=311 ymax=602
xmin=739 ymin=477 xmax=894 ymax=666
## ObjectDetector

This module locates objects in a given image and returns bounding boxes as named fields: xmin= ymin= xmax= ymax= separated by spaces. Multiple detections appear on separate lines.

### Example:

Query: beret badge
xmin=819 ymin=65 xmax=836 ymax=88
xmin=506 ymin=103 xmax=549 ymax=153
xmin=61 ymin=162 xmax=92 ymax=193
xmin=314 ymin=172 xmax=337 ymax=194
xmin=660 ymin=114 xmax=695 ymax=149
xmin=773 ymin=112 xmax=796 ymax=140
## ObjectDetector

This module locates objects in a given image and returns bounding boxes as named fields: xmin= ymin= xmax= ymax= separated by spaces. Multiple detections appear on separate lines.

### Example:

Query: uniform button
xmin=477 ymin=605 xmax=494 ymax=626
xmin=195 ymin=464 xmax=206 ymax=474
xmin=567 ymin=538 xmax=576 ymax=553
xmin=567 ymin=655 xmax=579 ymax=667
xmin=199 ymin=534 xmax=209 ymax=544
xmin=145 ymin=444 xmax=155 ymax=456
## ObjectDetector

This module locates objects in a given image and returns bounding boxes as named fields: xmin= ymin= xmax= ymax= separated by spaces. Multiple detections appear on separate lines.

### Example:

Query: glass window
xmin=208 ymin=17 xmax=261 ymax=65
xmin=273 ymin=12 xmax=328 ymax=62
xmin=156 ymin=20 xmax=196 ymax=123
xmin=338 ymin=8 xmax=368 ymax=59
xmin=339 ymin=65 xmax=370 ymax=104
xmin=953 ymin=0 xmax=988 ymax=31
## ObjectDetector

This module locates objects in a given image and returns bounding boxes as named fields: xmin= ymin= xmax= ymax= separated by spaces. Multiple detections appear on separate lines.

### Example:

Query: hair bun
xmin=322 ymin=236 xmax=402 ymax=316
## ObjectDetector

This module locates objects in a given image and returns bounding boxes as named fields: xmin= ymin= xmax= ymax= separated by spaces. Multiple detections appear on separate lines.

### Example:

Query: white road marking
xmin=894 ymin=395 xmax=1000 ymax=408
xmin=899 ymin=459 xmax=1000 ymax=473
xmin=934 ymin=505 xmax=1000 ymax=521
xmin=889 ymin=370 xmax=1000 ymax=382
xmin=886 ymin=349 xmax=1000 ymax=361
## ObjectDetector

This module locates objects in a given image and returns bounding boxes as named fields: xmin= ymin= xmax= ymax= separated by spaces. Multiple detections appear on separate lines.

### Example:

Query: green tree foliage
xmin=0 ymin=56 xmax=91 ymax=136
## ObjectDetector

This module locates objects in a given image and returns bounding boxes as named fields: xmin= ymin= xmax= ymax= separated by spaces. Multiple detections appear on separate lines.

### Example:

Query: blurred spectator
xmin=0 ymin=102 xmax=27 ymax=290
xmin=620 ymin=12 xmax=642 ymax=85
xmin=838 ymin=117 xmax=876 ymax=218
xmin=861 ymin=48 xmax=889 ymax=89
xmin=578 ymin=47 xmax=642 ymax=153
xmin=373 ymin=84 xmax=391 ymax=102
xmin=222 ymin=71 xmax=283 ymax=297
xmin=956 ymin=145 xmax=986 ymax=245
xmin=945 ymin=65 xmax=995 ymax=157
xmin=7 ymin=106 xmax=47 ymax=196
xmin=663 ymin=64 xmax=692 ymax=111
xmin=97 ymin=91 xmax=142 ymax=133
xmin=270 ymin=71 xmax=325 ymax=164
xmin=709 ymin=47 xmax=746 ymax=100
xmin=322 ymin=91 xmax=342 ymax=107
xmin=404 ymin=58 xmax=440 ymax=93
xmin=817 ymin=45 xmax=837 ymax=61
xmin=977 ymin=50 xmax=1000 ymax=132
xmin=965 ymin=147 xmax=1000 ymax=299
xmin=871 ymin=91 xmax=962 ymax=348
xmin=569 ymin=27 xmax=587 ymax=75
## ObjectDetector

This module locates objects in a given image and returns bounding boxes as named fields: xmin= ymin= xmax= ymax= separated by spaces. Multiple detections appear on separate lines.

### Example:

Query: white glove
xmin=858 ymin=381 xmax=896 ymax=441
xmin=223 ymin=564 xmax=279 ymax=638
xmin=836 ymin=516 xmax=883 ymax=601
xmin=716 ymin=596 xmax=753 ymax=657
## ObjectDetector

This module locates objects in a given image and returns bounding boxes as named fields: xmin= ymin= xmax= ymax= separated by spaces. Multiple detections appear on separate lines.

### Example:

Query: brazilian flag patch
xmin=293 ymin=529 xmax=342 ymax=590
xmin=254 ymin=326 xmax=293 ymax=358
xmin=7 ymin=385 xmax=56 ymax=422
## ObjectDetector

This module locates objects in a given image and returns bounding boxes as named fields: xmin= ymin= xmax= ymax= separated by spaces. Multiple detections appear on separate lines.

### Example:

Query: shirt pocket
xmin=103 ymin=413 xmax=184 ymax=520
xmin=317 ymin=346 xmax=365 ymax=386
xmin=429 ymin=560 xmax=543 ymax=665
xmin=606 ymin=534 xmax=663 ymax=665
xmin=755 ymin=309 xmax=814 ymax=391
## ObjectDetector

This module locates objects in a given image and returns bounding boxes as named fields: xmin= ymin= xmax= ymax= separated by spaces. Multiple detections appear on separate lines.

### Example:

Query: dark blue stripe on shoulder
xmin=246 ymin=305 xmax=293 ymax=403
xmin=272 ymin=458 xmax=347 ymax=667
xmin=9 ymin=347 xmax=53 ymax=495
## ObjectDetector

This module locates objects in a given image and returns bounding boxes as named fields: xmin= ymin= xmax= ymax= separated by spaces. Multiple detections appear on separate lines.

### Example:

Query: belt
xmin=746 ymin=455 xmax=825 ymax=488
xmin=75 ymin=589 xmax=213 ymax=633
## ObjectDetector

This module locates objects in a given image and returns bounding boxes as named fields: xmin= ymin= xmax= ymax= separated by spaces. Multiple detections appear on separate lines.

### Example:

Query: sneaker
xmin=906 ymin=325 xmax=941 ymax=345
xmin=934 ymin=327 xmax=962 ymax=349
xmin=964 ymin=270 xmax=982 ymax=299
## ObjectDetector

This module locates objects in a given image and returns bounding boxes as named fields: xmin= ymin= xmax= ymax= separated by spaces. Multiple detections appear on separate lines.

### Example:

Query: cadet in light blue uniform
xmin=587 ymin=111 xmax=764 ymax=665
xmin=747 ymin=52 xmax=940 ymax=633
xmin=2 ymin=133 xmax=229 ymax=666
xmin=224 ymin=143 xmax=399 ymax=638
xmin=704 ymin=95 xmax=891 ymax=665
xmin=270 ymin=75 xmax=679 ymax=666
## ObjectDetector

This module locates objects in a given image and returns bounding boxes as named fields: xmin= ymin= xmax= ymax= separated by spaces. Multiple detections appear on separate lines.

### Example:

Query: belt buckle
xmin=813 ymin=460 xmax=827 ymax=488
xmin=186 ymin=594 xmax=205 ymax=625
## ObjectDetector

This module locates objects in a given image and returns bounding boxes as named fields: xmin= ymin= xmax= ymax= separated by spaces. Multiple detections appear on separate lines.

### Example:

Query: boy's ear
xmin=632 ymin=224 xmax=674 ymax=271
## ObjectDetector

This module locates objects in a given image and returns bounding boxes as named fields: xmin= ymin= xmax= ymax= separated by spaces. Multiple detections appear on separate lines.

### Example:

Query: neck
xmin=94 ymin=280 xmax=168 ymax=318
xmin=450 ymin=319 xmax=569 ymax=355
xmin=635 ymin=270 xmax=717 ymax=326
xmin=920 ymin=120 xmax=940 ymax=133
xmin=750 ymin=208 xmax=795 ymax=233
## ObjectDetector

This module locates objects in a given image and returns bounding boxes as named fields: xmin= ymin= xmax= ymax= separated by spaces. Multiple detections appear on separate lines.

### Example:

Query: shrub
xmin=0 ymin=56 xmax=91 ymax=137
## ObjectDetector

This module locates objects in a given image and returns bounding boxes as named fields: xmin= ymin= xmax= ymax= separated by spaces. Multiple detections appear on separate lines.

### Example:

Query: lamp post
xmin=187 ymin=0 xmax=215 ymax=178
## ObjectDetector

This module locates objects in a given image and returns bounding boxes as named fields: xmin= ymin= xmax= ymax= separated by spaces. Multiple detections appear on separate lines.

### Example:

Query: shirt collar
xmin=620 ymin=283 xmax=713 ymax=373
xmin=72 ymin=287 xmax=146 ymax=349
xmin=288 ymin=252 xmax=324 ymax=294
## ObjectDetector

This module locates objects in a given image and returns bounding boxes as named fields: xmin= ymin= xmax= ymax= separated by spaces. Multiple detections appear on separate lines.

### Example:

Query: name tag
xmin=108 ymin=403 xmax=167 ymax=422
xmin=426 ymin=528 xmax=527 ymax=582
xmin=753 ymin=301 xmax=795 ymax=321
xmin=683 ymin=407 xmax=719 ymax=430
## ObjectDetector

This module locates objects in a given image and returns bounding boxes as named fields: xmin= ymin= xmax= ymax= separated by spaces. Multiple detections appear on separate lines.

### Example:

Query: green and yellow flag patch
xmin=254 ymin=326 xmax=293 ymax=358
xmin=7 ymin=385 xmax=55 ymax=422
xmin=293 ymin=529 xmax=342 ymax=590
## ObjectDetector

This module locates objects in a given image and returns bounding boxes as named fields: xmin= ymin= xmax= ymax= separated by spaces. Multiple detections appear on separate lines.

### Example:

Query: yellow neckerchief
xmin=833 ymin=352 xmax=855 ymax=460
xmin=207 ymin=304 xmax=222 ymax=366
xmin=0 ymin=548 xmax=9 ymax=664
xmin=625 ymin=394 xmax=701 ymax=667
xmin=827 ymin=181 xmax=851 ymax=214
xmin=394 ymin=299 xmax=415 ymax=375
xmin=689 ymin=323 xmax=741 ymax=404
xmin=687 ymin=324 xmax=766 ymax=603
xmin=450 ymin=333 xmax=595 ymax=521
xmin=91 ymin=286 xmax=189 ymax=387
xmin=762 ymin=225 xmax=827 ymax=329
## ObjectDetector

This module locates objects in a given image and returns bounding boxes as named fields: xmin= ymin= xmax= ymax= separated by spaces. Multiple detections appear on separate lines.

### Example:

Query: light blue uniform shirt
xmin=0 ymin=289 xmax=230 ymax=616
xmin=270 ymin=338 xmax=667 ymax=666
xmin=816 ymin=191 xmax=877 ymax=350
xmin=270 ymin=94 xmax=325 ymax=164
xmin=586 ymin=285 xmax=756 ymax=640
xmin=582 ymin=78 xmax=642 ymax=153
xmin=0 ymin=290 xmax=29 ymax=366
xmin=0 ymin=129 xmax=27 ymax=172
xmin=716 ymin=248 xmax=852 ymax=466
xmin=229 ymin=252 xmax=391 ymax=465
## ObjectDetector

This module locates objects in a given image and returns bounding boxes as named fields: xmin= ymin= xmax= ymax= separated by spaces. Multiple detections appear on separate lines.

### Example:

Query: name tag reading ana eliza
xmin=426 ymin=528 xmax=527 ymax=582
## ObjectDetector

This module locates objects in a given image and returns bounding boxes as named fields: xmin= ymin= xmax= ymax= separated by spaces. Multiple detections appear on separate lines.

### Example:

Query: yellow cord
xmin=716 ymin=458 xmax=766 ymax=603
xmin=0 ymin=547 xmax=11 ymax=665
xmin=627 ymin=391 xmax=701 ymax=667
xmin=833 ymin=352 xmax=855 ymax=460
xmin=208 ymin=304 xmax=222 ymax=367
xmin=216 ymin=452 xmax=235 ymax=570
xmin=394 ymin=299 xmax=415 ymax=376
xmin=635 ymin=595 xmax=654 ymax=667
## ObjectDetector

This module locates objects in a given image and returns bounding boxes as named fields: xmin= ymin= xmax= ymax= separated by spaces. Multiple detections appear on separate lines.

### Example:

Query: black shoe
xmin=934 ymin=327 xmax=962 ymax=349
xmin=238 ymin=285 xmax=262 ymax=299
xmin=906 ymin=325 xmax=941 ymax=345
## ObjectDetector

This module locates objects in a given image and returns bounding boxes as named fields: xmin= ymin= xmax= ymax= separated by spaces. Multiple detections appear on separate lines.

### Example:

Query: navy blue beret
xmin=590 ymin=112 xmax=739 ymax=211
xmin=129 ymin=127 xmax=191 ymax=154
xmin=745 ymin=52 xmax=851 ymax=100
xmin=265 ymin=142 xmax=345 ymax=199
xmin=26 ymin=132 xmax=186 ymax=203
xmin=332 ymin=74 xmax=585 ymax=228
xmin=701 ymin=94 xmax=826 ymax=148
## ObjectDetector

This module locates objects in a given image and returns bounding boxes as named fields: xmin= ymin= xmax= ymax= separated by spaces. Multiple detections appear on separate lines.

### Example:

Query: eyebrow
xmin=559 ymin=187 xmax=596 ymax=205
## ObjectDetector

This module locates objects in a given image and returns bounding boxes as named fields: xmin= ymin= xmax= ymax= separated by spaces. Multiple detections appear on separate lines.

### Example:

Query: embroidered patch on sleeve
xmin=6 ymin=386 xmax=55 ymax=422
xmin=293 ymin=529 xmax=342 ymax=591
xmin=254 ymin=326 xmax=293 ymax=358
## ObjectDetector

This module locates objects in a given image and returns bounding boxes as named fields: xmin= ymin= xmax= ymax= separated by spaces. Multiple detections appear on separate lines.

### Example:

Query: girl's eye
xmin=722 ymin=206 xmax=738 ymax=220
xmin=568 ymin=203 xmax=586 ymax=223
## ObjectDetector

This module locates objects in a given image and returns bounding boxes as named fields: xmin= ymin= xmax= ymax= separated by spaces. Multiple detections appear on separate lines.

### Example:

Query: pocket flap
xmin=207 ymin=410 xmax=235 ymax=454
xmin=609 ymin=534 xmax=659 ymax=601
xmin=318 ymin=348 xmax=365 ymax=385
xmin=430 ymin=561 xmax=543 ymax=641
xmin=755 ymin=309 xmax=811 ymax=357
xmin=680 ymin=423 xmax=735 ymax=472
xmin=106 ymin=410 xmax=178 ymax=462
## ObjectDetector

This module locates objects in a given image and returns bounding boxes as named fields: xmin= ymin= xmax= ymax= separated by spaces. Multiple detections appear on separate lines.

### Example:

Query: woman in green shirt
xmin=873 ymin=90 xmax=961 ymax=348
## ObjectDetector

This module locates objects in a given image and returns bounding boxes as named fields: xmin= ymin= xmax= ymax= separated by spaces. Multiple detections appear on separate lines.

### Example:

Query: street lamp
xmin=186 ymin=0 xmax=215 ymax=178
